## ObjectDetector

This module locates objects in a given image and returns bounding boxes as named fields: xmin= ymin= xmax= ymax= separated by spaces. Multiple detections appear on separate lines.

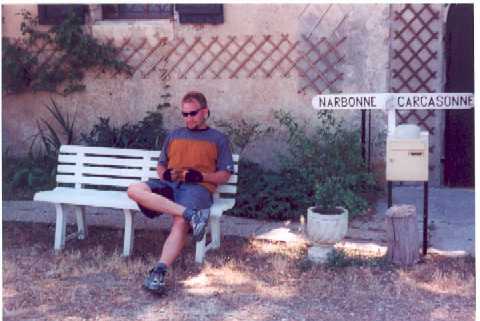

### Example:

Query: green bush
xmin=3 ymin=99 xmax=75 ymax=200
xmin=226 ymin=110 xmax=377 ymax=221
xmin=226 ymin=160 xmax=311 ymax=220
xmin=275 ymin=110 xmax=376 ymax=217
xmin=80 ymin=108 xmax=168 ymax=150
xmin=2 ymin=149 xmax=56 ymax=200
xmin=214 ymin=117 xmax=274 ymax=155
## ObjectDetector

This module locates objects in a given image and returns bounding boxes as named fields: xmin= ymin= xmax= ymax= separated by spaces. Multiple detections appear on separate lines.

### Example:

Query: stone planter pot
xmin=306 ymin=206 xmax=348 ymax=244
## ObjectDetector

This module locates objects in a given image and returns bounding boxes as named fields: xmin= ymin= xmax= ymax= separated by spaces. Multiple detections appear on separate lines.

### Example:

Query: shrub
xmin=226 ymin=110 xmax=377 ymax=221
xmin=3 ymin=99 xmax=75 ymax=200
xmin=226 ymin=160 xmax=311 ymax=220
xmin=214 ymin=117 xmax=274 ymax=155
xmin=275 ymin=110 xmax=377 ymax=217
xmin=80 ymin=107 xmax=168 ymax=150
xmin=2 ymin=148 xmax=56 ymax=200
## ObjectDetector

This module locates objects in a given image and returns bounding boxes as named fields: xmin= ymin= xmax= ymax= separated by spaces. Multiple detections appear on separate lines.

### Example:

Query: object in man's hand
xmin=162 ymin=168 xmax=173 ymax=182
xmin=163 ymin=168 xmax=184 ymax=181
xmin=185 ymin=169 xmax=203 ymax=183
xmin=170 ymin=169 xmax=185 ymax=181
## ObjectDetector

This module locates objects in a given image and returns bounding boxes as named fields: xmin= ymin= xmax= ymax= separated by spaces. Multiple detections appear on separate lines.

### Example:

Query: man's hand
xmin=184 ymin=169 xmax=203 ymax=183
xmin=162 ymin=168 xmax=173 ymax=182
xmin=162 ymin=168 xmax=184 ymax=182
xmin=163 ymin=168 xmax=204 ymax=183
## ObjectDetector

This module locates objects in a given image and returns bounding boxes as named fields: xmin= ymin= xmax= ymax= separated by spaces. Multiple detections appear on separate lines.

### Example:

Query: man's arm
xmin=202 ymin=170 xmax=231 ymax=185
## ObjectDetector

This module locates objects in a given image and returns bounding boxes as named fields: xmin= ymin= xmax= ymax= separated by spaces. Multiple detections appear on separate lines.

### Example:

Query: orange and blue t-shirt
xmin=158 ymin=127 xmax=234 ymax=193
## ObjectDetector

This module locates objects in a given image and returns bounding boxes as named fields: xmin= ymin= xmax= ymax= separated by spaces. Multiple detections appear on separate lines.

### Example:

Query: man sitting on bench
xmin=127 ymin=91 xmax=234 ymax=295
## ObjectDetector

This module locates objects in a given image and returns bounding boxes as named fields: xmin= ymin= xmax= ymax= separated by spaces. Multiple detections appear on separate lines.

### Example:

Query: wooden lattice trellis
xmin=390 ymin=4 xmax=441 ymax=135
xmin=8 ymin=33 xmax=346 ymax=95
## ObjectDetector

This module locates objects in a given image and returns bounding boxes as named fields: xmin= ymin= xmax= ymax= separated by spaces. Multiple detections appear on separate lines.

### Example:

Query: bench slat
xmin=58 ymin=154 xmax=158 ymax=168
xmin=57 ymin=164 xmax=238 ymax=184
xmin=58 ymin=176 xmax=237 ymax=191
xmin=56 ymin=175 xmax=140 ymax=187
xmin=60 ymin=145 xmax=160 ymax=158
xmin=58 ymin=164 xmax=237 ymax=183
xmin=216 ymin=185 xmax=237 ymax=194
xmin=57 ymin=164 xmax=157 ymax=178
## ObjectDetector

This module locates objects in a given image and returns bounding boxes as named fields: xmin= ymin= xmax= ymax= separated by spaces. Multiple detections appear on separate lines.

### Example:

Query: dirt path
xmin=3 ymin=221 xmax=475 ymax=321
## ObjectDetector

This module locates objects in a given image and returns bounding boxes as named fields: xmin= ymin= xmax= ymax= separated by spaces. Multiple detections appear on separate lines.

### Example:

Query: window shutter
xmin=175 ymin=4 xmax=224 ymax=24
xmin=38 ymin=5 xmax=88 ymax=25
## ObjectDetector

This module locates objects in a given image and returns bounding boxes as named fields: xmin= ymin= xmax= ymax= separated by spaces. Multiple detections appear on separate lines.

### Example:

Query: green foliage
xmin=314 ymin=177 xmax=345 ymax=211
xmin=2 ymin=38 xmax=38 ymax=94
xmin=226 ymin=160 xmax=311 ymax=220
xmin=3 ymin=154 xmax=57 ymax=198
xmin=225 ymin=111 xmax=377 ymax=221
xmin=2 ymin=10 xmax=132 ymax=96
xmin=214 ymin=118 xmax=274 ymax=155
xmin=80 ymin=106 xmax=168 ymax=150
xmin=274 ymin=110 xmax=376 ymax=216
xmin=35 ymin=98 xmax=77 ymax=161
xmin=4 ymin=99 xmax=77 ymax=199
xmin=2 ymin=142 xmax=57 ymax=200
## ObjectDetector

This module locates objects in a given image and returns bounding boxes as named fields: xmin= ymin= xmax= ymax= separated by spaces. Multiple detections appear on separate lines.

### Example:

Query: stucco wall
xmin=2 ymin=4 xmax=448 ymax=185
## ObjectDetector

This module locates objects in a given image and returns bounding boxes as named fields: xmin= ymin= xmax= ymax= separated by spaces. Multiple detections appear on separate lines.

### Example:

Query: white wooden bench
xmin=33 ymin=144 xmax=239 ymax=263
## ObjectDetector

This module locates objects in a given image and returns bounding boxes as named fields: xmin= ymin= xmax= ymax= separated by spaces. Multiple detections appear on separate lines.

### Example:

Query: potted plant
xmin=307 ymin=177 xmax=349 ymax=244
xmin=274 ymin=110 xmax=376 ymax=263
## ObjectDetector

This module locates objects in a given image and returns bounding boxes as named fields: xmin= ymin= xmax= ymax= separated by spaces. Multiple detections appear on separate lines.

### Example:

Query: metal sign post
xmin=312 ymin=92 xmax=474 ymax=255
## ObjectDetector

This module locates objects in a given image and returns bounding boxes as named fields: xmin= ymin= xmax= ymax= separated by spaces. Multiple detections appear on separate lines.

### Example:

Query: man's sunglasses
xmin=181 ymin=108 xmax=205 ymax=117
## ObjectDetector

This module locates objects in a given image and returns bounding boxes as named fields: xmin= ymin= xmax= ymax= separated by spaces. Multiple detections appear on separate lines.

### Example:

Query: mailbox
xmin=386 ymin=124 xmax=429 ymax=181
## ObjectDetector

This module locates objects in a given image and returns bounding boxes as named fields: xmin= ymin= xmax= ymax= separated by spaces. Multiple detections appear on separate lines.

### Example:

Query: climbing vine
xmin=2 ymin=10 xmax=132 ymax=96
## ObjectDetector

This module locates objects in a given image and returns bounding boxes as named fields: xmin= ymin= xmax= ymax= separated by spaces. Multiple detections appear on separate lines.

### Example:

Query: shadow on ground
xmin=2 ymin=221 xmax=475 ymax=321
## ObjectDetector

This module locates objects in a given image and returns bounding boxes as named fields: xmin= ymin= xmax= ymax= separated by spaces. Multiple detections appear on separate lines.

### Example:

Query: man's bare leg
xmin=127 ymin=182 xmax=186 ymax=216
xmin=158 ymin=216 xmax=190 ymax=266
xmin=128 ymin=182 xmax=196 ymax=266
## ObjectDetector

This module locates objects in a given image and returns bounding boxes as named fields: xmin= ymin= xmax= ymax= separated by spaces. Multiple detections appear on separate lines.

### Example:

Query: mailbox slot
xmin=409 ymin=151 xmax=423 ymax=156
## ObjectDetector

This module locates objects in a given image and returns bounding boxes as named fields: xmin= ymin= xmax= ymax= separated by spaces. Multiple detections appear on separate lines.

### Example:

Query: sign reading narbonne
xmin=312 ymin=93 xmax=474 ymax=110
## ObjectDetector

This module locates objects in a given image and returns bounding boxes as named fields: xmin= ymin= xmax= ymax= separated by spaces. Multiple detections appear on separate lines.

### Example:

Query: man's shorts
xmin=145 ymin=178 xmax=213 ymax=211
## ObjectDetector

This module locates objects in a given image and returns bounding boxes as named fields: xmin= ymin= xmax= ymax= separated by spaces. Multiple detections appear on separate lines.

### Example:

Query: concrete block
xmin=308 ymin=244 xmax=334 ymax=263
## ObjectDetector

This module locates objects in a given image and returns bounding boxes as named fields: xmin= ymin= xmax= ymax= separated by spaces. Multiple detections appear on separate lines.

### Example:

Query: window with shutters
xmin=38 ymin=4 xmax=88 ymax=25
xmin=101 ymin=4 xmax=174 ymax=20
xmin=175 ymin=4 xmax=224 ymax=24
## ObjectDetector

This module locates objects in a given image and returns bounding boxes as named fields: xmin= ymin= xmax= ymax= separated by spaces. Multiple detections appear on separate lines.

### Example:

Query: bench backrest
xmin=57 ymin=145 xmax=239 ymax=198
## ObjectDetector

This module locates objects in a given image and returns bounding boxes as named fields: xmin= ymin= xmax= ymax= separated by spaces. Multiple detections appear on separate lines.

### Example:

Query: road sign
xmin=312 ymin=93 xmax=474 ymax=110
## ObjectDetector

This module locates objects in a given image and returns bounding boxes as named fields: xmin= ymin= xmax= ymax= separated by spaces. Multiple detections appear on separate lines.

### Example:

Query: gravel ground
xmin=2 ymin=221 xmax=475 ymax=321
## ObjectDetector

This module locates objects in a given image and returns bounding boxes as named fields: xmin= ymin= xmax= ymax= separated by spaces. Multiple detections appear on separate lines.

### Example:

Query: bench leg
xmin=123 ymin=209 xmax=134 ymax=257
xmin=54 ymin=204 xmax=66 ymax=252
xmin=74 ymin=205 xmax=87 ymax=240
xmin=195 ymin=234 xmax=207 ymax=264
xmin=210 ymin=216 xmax=221 ymax=249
